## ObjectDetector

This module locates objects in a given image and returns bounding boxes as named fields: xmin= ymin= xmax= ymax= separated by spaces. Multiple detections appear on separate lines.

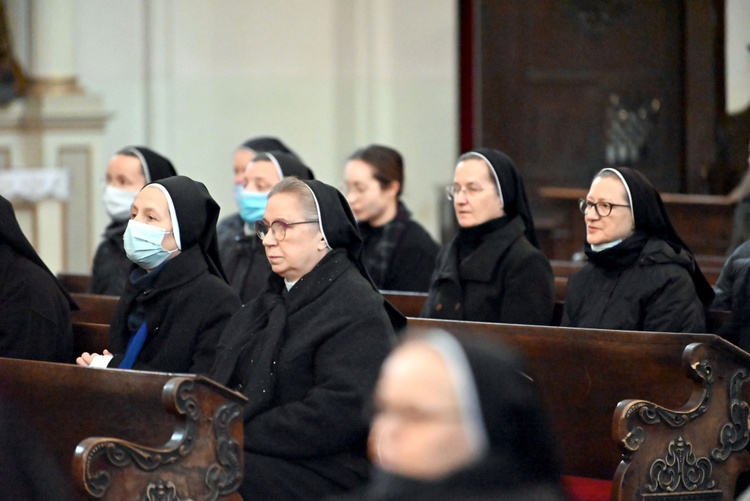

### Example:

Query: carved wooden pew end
xmin=72 ymin=376 xmax=246 ymax=501
xmin=613 ymin=342 xmax=750 ymax=500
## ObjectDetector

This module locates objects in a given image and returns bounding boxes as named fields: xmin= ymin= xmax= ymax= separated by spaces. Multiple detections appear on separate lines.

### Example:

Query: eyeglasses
xmin=254 ymin=219 xmax=319 ymax=241
xmin=445 ymin=183 xmax=485 ymax=201
xmin=578 ymin=198 xmax=631 ymax=217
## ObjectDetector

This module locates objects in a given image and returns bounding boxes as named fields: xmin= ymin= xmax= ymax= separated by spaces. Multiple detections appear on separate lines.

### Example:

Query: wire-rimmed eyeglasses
xmin=254 ymin=219 xmax=319 ymax=241
xmin=445 ymin=183 xmax=485 ymax=201
xmin=578 ymin=198 xmax=630 ymax=218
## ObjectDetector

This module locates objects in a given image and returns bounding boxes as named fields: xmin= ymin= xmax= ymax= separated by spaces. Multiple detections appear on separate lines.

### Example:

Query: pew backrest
xmin=406 ymin=317 xmax=750 ymax=498
xmin=71 ymin=292 xmax=120 ymax=325
xmin=0 ymin=357 xmax=246 ymax=500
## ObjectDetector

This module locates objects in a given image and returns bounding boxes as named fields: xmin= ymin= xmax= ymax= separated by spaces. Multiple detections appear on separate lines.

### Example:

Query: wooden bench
xmin=551 ymin=259 xmax=722 ymax=286
xmin=406 ymin=318 xmax=750 ymax=500
xmin=71 ymin=292 xmax=120 ymax=325
xmin=58 ymin=273 xmax=92 ymax=294
xmin=0 ymin=357 xmax=246 ymax=500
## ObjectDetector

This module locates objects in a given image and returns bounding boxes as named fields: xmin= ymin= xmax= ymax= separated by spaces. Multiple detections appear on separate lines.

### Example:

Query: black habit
xmin=421 ymin=148 xmax=554 ymax=324
xmin=0 ymin=195 xmax=76 ymax=362
xmin=218 ymin=151 xmax=315 ymax=303
xmin=211 ymin=180 xmax=404 ymax=500
xmin=90 ymin=146 xmax=177 ymax=296
xmin=334 ymin=331 xmax=565 ymax=501
xmin=108 ymin=176 xmax=241 ymax=373
xmin=563 ymin=167 xmax=713 ymax=333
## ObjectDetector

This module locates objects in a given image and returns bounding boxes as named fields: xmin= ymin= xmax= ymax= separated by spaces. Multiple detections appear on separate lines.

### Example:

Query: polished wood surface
xmin=0 ymin=357 xmax=245 ymax=500
xmin=406 ymin=318 xmax=750 ymax=499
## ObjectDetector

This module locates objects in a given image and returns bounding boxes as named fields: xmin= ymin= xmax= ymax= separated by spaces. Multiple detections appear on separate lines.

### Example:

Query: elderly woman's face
xmin=452 ymin=159 xmax=503 ymax=228
xmin=370 ymin=341 xmax=477 ymax=480
xmin=261 ymin=192 xmax=326 ymax=281
xmin=584 ymin=175 xmax=635 ymax=245
xmin=106 ymin=154 xmax=147 ymax=192
xmin=244 ymin=159 xmax=281 ymax=193
xmin=130 ymin=186 xmax=178 ymax=252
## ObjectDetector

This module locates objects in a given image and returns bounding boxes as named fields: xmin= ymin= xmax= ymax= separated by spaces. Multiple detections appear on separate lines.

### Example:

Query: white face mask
xmin=104 ymin=185 xmax=138 ymax=222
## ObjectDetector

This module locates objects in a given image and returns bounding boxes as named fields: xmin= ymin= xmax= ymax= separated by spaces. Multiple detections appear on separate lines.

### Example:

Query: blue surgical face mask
xmin=104 ymin=185 xmax=138 ymax=222
xmin=239 ymin=190 xmax=269 ymax=226
xmin=234 ymin=183 xmax=244 ymax=210
xmin=123 ymin=219 xmax=179 ymax=270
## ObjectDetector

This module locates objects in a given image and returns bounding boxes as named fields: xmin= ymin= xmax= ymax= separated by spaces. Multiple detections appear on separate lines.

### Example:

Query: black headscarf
xmin=303 ymin=179 xmax=406 ymax=330
xmin=350 ymin=329 xmax=563 ymax=501
xmin=596 ymin=167 xmax=714 ymax=304
xmin=0 ymin=195 xmax=77 ymax=309
xmin=257 ymin=151 xmax=315 ymax=180
xmin=147 ymin=176 xmax=227 ymax=282
xmin=239 ymin=136 xmax=300 ymax=160
xmin=466 ymin=148 xmax=539 ymax=247
xmin=118 ymin=146 xmax=177 ymax=183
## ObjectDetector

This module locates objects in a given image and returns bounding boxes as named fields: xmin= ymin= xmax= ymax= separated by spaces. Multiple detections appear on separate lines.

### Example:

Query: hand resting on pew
xmin=76 ymin=348 xmax=112 ymax=367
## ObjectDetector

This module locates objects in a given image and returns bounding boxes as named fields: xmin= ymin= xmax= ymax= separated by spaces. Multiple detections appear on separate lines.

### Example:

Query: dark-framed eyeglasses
xmin=578 ymin=198 xmax=631 ymax=218
xmin=254 ymin=219 xmax=319 ymax=241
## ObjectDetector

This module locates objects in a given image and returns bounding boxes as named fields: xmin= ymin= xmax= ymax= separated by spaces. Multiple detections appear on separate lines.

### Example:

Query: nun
xmin=77 ymin=175 xmax=241 ymax=373
xmin=218 ymin=136 xmax=301 ymax=260
xmin=563 ymin=167 xmax=713 ymax=332
xmin=210 ymin=177 xmax=405 ymax=500
xmin=336 ymin=328 xmax=565 ymax=501
xmin=90 ymin=146 xmax=177 ymax=296
xmin=0 ymin=195 xmax=77 ymax=362
xmin=421 ymin=148 xmax=554 ymax=325
xmin=220 ymin=151 xmax=315 ymax=303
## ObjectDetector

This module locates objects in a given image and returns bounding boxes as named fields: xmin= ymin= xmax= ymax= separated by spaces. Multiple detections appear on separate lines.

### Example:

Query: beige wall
xmin=726 ymin=0 xmax=750 ymax=114
xmin=67 ymin=0 xmax=457 ymax=259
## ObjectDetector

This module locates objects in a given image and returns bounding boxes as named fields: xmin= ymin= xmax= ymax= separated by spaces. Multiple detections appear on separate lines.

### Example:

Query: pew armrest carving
xmin=612 ymin=342 xmax=750 ymax=500
xmin=72 ymin=376 xmax=245 ymax=501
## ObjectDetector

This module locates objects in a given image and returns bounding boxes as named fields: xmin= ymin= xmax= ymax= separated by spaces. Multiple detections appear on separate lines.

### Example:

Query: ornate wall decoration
xmin=143 ymin=479 xmax=188 ymax=501
xmin=605 ymin=93 xmax=661 ymax=167
xmin=647 ymin=436 xmax=715 ymax=493
xmin=562 ymin=0 xmax=631 ymax=36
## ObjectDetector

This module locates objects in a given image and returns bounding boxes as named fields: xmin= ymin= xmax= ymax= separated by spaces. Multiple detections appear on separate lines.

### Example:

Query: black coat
xmin=211 ymin=250 xmax=397 ymax=500
xmin=108 ymin=246 xmax=241 ymax=373
xmin=421 ymin=216 xmax=554 ymax=325
xmin=359 ymin=217 xmax=439 ymax=293
xmin=563 ymin=237 xmax=706 ymax=332
xmin=0 ymin=244 xmax=74 ymax=362
xmin=89 ymin=219 xmax=131 ymax=296
xmin=217 ymin=213 xmax=270 ymax=303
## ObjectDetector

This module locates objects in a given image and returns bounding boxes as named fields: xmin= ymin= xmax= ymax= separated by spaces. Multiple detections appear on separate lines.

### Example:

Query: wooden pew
xmin=0 ymin=357 xmax=246 ymax=500
xmin=383 ymin=291 xmax=731 ymax=334
xmin=58 ymin=273 xmax=92 ymax=294
xmin=71 ymin=293 xmax=120 ymax=325
xmin=406 ymin=318 xmax=750 ymax=500
xmin=72 ymin=321 xmax=110 ymax=357
xmin=551 ymin=259 xmax=723 ymax=286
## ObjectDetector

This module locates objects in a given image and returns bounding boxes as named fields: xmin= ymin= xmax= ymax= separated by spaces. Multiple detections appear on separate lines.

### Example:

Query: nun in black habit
xmin=334 ymin=329 xmax=565 ymax=501
xmin=0 ymin=195 xmax=76 ymax=362
xmin=78 ymin=175 xmax=241 ymax=373
xmin=90 ymin=146 xmax=177 ymax=296
xmin=219 ymin=151 xmax=315 ymax=303
xmin=210 ymin=177 xmax=405 ymax=501
xmin=563 ymin=167 xmax=713 ymax=332
xmin=421 ymin=148 xmax=554 ymax=325
xmin=218 ymin=136 xmax=302 ymax=259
